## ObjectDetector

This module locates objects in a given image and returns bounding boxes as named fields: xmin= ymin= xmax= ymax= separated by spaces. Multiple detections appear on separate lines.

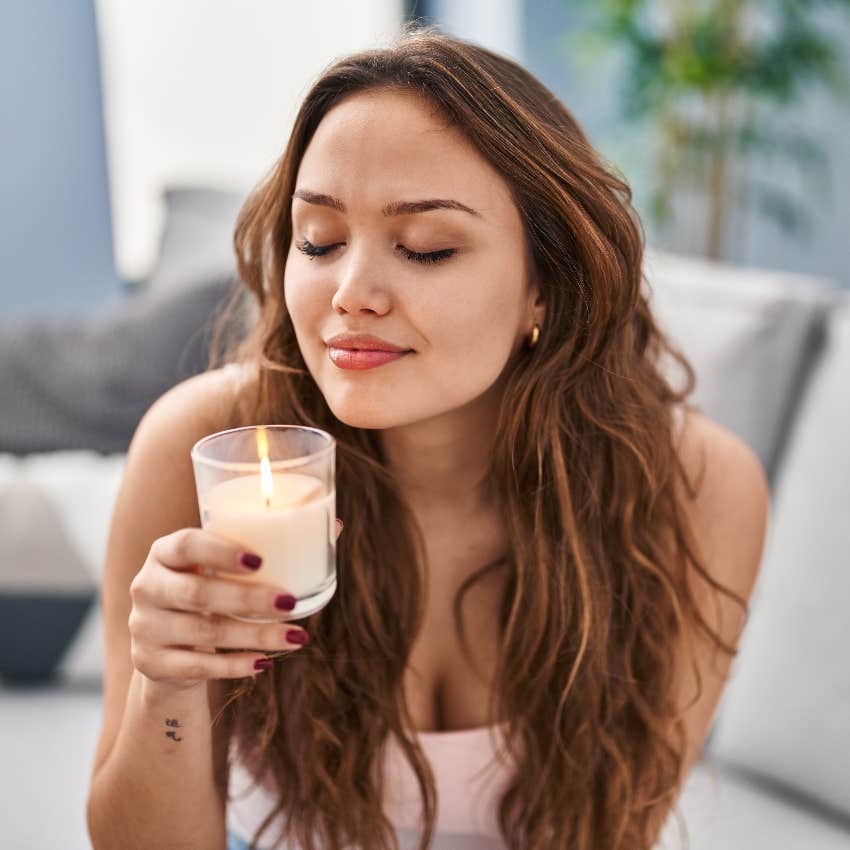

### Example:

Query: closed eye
xmin=398 ymin=246 xmax=455 ymax=265
xmin=295 ymin=239 xmax=340 ymax=259
xmin=295 ymin=239 xmax=455 ymax=265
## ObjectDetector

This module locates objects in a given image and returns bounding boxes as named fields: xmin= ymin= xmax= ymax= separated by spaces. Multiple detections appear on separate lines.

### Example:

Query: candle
xmin=192 ymin=423 xmax=337 ymax=622
xmin=201 ymin=471 xmax=334 ymax=598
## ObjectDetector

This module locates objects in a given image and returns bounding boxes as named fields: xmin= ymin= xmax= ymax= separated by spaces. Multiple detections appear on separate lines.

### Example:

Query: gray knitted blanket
xmin=0 ymin=275 xmax=237 ymax=454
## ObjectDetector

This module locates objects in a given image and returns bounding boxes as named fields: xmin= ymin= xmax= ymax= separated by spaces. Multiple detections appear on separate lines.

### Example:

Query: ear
xmin=528 ymin=281 xmax=546 ymax=327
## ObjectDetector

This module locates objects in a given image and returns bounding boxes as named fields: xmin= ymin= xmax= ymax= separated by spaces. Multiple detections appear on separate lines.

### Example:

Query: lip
xmin=328 ymin=348 xmax=411 ymax=370
xmin=325 ymin=332 xmax=411 ymax=352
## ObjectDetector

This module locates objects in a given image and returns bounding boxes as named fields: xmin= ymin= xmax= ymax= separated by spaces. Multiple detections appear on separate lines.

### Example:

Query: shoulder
xmin=675 ymin=407 xmax=771 ymax=568
xmin=144 ymin=361 xmax=259 ymax=436
xmin=663 ymin=407 xmax=771 ymax=788
xmin=117 ymin=363 xmax=260 ymax=533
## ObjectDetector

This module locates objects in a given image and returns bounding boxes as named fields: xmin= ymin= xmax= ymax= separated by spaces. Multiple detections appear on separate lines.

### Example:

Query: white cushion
xmin=0 ymin=451 xmax=126 ymax=682
xmin=654 ymin=759 xmax=850 ymax=849
xmin=706 ymin=296 xmax=850 ymax=818
xmin=644 ymin=249 xmax=839 ymax=483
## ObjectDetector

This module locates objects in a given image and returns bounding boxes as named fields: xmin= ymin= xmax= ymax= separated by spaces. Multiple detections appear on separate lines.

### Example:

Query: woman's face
xmin=285 ymin=87 xmax=542 ymax=430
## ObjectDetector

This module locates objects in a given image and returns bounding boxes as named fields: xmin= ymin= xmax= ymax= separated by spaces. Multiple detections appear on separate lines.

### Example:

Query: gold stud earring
xmin=528 ymin=323 xmax=540 ymax=349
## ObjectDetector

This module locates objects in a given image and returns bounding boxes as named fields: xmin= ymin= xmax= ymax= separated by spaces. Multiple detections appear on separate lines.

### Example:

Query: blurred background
xmin=2 ymin=0 xmax=849 ymax=317
xmin=1 ymin=2 xmax=848 ymax=849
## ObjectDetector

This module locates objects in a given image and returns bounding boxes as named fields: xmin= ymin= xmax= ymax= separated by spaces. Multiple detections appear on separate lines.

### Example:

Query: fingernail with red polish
xmin=254 ymin=658 xmax=273 ymax=671
xmin=274 ymin=593 xmax=297 ymax=611
xmin=240 ymin=552 xmax=262 ymax=569
xmin=286 ymin=629 xmax=309 ymax=645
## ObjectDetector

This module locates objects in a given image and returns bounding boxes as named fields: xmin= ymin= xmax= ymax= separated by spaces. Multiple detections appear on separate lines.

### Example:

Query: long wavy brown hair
xmin=204 ymin=23 xmax=746 ymax=850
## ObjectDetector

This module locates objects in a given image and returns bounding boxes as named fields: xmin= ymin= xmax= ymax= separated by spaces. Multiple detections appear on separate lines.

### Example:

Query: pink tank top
xmin=226 ymin=723 xmax=515 ymax=849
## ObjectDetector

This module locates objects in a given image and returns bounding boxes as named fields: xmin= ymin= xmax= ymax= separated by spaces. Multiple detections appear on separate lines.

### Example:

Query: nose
xmin=331 ymin=244 xmax=392 ymax=317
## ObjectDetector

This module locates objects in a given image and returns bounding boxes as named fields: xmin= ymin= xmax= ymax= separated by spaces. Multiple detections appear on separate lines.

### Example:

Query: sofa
xmin=1 ymin=188 xmax=848 ymax=850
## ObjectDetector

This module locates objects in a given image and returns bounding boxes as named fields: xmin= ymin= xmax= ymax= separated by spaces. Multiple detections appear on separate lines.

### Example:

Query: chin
xmin=321 ymin=386 xmax=434 ymax=431
xmin=320 ymin=389 xmax=402 ymax=430
xmin=327 ymin=407 xmax=405 ymax=431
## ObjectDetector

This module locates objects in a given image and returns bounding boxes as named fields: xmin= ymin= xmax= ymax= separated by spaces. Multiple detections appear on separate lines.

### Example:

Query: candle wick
xmin=265 ymin=496 xmax=271 ymax=509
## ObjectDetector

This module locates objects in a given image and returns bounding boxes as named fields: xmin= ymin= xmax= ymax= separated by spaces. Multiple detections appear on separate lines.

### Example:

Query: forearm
xmin=87 ymin=669 xmax=226 ymax=850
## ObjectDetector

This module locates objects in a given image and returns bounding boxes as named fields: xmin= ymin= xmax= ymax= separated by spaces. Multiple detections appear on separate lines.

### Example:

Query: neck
xmin=378 ymin=389 xmax=501 ymax=521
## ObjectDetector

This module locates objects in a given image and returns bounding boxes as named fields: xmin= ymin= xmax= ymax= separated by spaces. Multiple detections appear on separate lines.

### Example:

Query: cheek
xmin=418 ymin=291 xmax=521 ymax=399
xmin=284 ymin=270 xmax=320 ymax=330
xmin=426 ymin=283 xmax=521 ymax=354
xmin=283 ymin=275 xmax=327 ymax=377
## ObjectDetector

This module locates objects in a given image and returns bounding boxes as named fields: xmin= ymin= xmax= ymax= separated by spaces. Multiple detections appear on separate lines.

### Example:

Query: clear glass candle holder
xmin=190 ymin=424 xmax=336 ymax=623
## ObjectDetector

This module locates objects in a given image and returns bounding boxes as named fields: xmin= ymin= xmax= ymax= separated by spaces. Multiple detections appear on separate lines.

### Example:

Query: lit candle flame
xmin=256 ymin=427 xmax=273 ymax=509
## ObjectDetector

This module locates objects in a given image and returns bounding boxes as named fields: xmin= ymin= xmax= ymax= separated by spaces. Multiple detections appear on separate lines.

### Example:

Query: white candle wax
xmin=201 ymin=471 xmax=334 ymax=597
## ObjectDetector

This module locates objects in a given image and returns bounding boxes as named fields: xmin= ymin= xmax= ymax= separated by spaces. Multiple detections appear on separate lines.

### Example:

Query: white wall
xmin=94 ymin=0 xmax=403 ymax=282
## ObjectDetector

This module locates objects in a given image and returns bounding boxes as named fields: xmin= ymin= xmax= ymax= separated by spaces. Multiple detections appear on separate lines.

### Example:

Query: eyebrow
xmin=292 ymin=189 xmax=481 ymax=218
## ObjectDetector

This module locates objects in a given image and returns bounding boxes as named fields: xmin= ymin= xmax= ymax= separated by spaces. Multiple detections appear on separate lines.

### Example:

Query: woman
xmin=86 ymin=25 xmax=769 ymax=850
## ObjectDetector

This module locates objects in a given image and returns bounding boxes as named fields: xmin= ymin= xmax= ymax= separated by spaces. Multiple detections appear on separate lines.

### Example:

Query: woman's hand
xmin=128 ymin=520 xmax=343 ymax=692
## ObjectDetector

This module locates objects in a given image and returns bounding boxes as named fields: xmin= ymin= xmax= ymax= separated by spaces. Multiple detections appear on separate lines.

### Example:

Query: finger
xmin=142 ymin=609 xmax=309 ymax=653
xmin=335 ymin=518 xmax=343 ymax=540
xmin=152 ymin=527 xmax=264 ymax=576
xmin=161 ymin=570 xmax=299 ymax=619
xmin=154 ymin=647 xmax=285 ymax=681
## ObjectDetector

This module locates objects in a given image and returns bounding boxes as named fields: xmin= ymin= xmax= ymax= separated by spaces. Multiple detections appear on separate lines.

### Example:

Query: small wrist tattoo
xmin=165 ymin=717 xmax=183 ymax=742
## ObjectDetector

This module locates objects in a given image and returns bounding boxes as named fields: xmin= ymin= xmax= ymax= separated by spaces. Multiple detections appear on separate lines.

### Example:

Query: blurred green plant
xmin=570 ymin=0 xmax=850 ymax=259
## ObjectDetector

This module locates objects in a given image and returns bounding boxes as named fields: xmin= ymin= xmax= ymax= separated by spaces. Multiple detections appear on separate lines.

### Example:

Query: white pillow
xmin=706 ymin=296 xmax=850 ymax=818
xmin=0 ymin=451 xmax=126 ymax=683
xmin=644 ymin=250 xmax=839 ymax=485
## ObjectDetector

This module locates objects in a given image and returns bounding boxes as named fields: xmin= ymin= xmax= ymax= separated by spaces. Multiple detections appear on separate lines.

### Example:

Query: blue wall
xmin=0 ymin=0 xmax=120 ymax=319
